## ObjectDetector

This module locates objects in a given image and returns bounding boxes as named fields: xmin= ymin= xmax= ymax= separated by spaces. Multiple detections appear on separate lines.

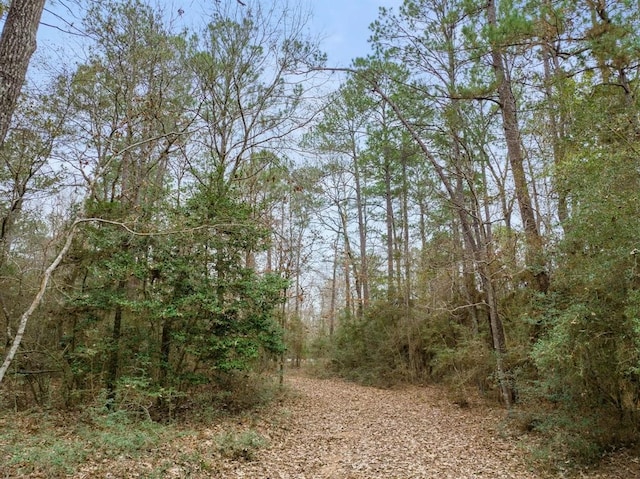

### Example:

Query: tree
xmin=367 ymin=0 xmax=516 ymax=405
xmin=532 ymin=72 xmax=640 ymax=455
xmin=1 ymin=0 xmax=324 ymax=406
xmin=527 ymin=0 xmax=640 ymax=456
xmin=0 ymin=72 xmax=73 ymax=387
xmin=58 ymin=0 xmax=193 ymax=405
xmin=0 ymin=0 xmax=46 ymax=146
xmin=483 ymin=0 xmax=549 ymax=293
xmin=305 ymin=81 xmax=374 ymax=316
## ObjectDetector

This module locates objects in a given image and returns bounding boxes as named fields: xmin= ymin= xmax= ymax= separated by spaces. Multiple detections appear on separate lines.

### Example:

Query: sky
xmin=33 ymin=0 xmax=403 ymax=70
xmin=307 ymin=0 xmax=403 ymax=66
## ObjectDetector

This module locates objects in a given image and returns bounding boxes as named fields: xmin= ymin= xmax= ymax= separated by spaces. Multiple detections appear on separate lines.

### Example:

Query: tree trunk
xmin=384 ymin=155 xmax=395 ymax=300
xmin=487 ymin=0 xmax=549 ymax=293
xmin=105 ymin=279 xmax=126 ymax=408
xmin=343 ymin=247 xmax=352 ymax=320
xmin=400 ymin=146 xmax=411 ymax=307
xmin=542 ymin=46 xmax=569 ymax=231
xmin=0 ymin=0 xmax=46 ymax=146
xmin=329 ymin=228 xmax=340 ymax=336
xmin=480 ymin=262 xmax=512 ymax=406
xmin=338 ymin=205 xmax=358 ymax=319
xmin=352 ymin=144 xmax=369 ymax=315
xmin=159 ymin=317 xmax=173 ymax=387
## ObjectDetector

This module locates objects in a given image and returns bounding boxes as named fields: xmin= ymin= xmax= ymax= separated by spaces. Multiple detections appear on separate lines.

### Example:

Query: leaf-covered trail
xmin=211 ymin=373 xmax=639 ymax=479
xmin=69 ymin=372 xmax=639 ymax=478
xmin=225 ymin=374 xmax=536 ymax=478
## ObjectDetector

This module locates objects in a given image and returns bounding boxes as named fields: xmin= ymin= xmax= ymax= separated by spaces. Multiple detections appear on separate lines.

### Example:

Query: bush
xmin=524 ymin=290 xmax=640 ymax=465
xmin=215 ymin=430 xmax=268 ymax=461
xmin=210 ymin=371 xmax=282 ymax=413
xmin=328 ymin=302 xmax=431 ymax=387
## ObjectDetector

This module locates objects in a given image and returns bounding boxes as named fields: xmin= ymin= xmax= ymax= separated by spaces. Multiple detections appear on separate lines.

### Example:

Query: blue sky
xmin=309 ymin=0 xmax=403 ymax=66
xmin=34 ymin=0 xmax=403 ymax=69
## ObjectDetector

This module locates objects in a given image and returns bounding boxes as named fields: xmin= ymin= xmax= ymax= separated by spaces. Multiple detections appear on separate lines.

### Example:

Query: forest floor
xmin=2 ymin=370 xmax=640 ymax=478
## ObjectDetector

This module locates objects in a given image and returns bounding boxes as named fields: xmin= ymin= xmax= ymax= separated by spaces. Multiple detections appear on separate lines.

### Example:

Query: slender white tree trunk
xmin=0 ymin=224 xmax=76 ymax=385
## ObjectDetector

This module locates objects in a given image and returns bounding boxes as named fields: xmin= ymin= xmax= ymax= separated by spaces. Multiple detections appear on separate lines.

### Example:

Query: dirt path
xmin=69 ymin=373 xmax=639 ymax=478
xmin=215 ymin=374 xmax=538 ymax=478
xmin=211 ymin=374 xmax=640 ymax=479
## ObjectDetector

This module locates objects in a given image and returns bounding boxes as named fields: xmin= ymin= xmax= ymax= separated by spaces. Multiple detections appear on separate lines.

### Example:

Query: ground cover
xmin=1 ymin=373 xmax=638 ymax=478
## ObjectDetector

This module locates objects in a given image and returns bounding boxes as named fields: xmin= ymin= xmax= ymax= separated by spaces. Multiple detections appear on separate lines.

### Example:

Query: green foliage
xmin=63 ymin=211 xmax=286 ymax=407
xmin=215 ymin=429 xmax=268 ymax=461
xmin=324 ymin=298 xmax=504 ymax=403
xmin=429 ymin=329 xmax=495 ymax=392
xmin=0 ymin=0 xmax=323 ymax=423
xmin=58 ymin=20 xmax=290 ymax=405
xmin=329 ymin=302 xmax=430 ymax=387
xmin=8 ymin=0 xmax=640 ymax=473
xmin=3 ymin=434 xmax=87 ymax=477
xmin=81 ymin=409 xmax=165 ymax=454
xmin=0 ymin=410 xmax=168 ymax=477
xmin=210 ymin=371 xmax=282 ymax=413
xmin=526 ymin=75 xmax=640 ymax=462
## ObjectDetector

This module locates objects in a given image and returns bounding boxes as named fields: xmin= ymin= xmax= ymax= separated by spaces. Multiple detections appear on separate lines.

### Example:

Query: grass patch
xmin=80 ymin=409 xmax=168 ymax=455
xmin=0 ymin=374 xmax=286 ymax=476
xmin=0 ymin=409 xmax=173 ymax=477
xmin=215 ymin=430 xmax=268 ymax=461
xmin=3 ymin=435 xmax=87 ymax=476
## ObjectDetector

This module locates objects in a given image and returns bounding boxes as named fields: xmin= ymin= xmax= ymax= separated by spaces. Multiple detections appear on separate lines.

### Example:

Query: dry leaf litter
xmin=10 ymin=372 xmax=640 ymax=478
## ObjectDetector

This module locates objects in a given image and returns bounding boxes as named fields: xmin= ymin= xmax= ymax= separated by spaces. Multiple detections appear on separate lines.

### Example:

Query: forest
xmin=1 ymin=0 xmax=640 ymax=472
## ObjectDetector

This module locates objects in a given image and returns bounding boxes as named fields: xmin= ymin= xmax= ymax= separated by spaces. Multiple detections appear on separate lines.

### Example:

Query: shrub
xmin=215 ymin=430 xmax=268 ymax=461
xmin=329 ymin=302 xmax=431 ymax=387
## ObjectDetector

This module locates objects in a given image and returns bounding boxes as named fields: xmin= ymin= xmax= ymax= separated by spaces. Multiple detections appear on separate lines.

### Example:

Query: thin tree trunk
xmin=338 ymin=206 xmax=359 ymax=319
xmin=384 ymin=158 xmax=395 ymax=300
xmin=159 ymin=318 xmax=173 ymax=386
xmin=279 ymin=285 xmax=286 ymax=387
xmin=479 ymin=157 xmax=513 ymax=406
xmin=417 ymin=193 xmax=428 ymax=254
xmin=352 ymin=144 xmax=369 ymax=315
xmin=329 ymin=229 xmax=340 ymax=336
xmin=542 ymin=44 xmax=569 ymax=231
xmin=0 ymin=293 xmax=13 ymax=348
xmin=453 ymin=180 xmax=481 ymax=335
xmin=105 ymin=279 xmax=127 ymax=407
xmin=401 ymin=151 xmax=411 ymax=307
xmin=480 ymin=263 xmax=512 ymax=406
xmin=0 ymin=189 xmax=26 ymax=268
xmin=343 ymin=247 xmax=352 ymax=320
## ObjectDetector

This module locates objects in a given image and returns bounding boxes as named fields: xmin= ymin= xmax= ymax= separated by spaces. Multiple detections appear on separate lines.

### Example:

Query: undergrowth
xmin=0 ymin=372 xmax=284 ymax=477
xmin=0 ymin=409 xmax=171 ymax=477
xmin=215 ymin=430 xmax=268 ymax=461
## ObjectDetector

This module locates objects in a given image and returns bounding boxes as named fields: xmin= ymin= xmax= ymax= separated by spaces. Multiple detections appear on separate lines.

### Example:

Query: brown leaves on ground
xmin=3 ymin=373 xmax=639 ymax=478
xmin=218 ymin=374 xmax=535 ymax=479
